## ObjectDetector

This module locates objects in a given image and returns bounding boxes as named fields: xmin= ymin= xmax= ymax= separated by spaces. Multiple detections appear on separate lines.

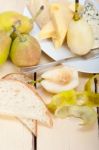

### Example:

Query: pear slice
xmin=41 ymin=66 xmax=72 ymax=85
xmin=41 ymin=66 xmax=79 ymax=93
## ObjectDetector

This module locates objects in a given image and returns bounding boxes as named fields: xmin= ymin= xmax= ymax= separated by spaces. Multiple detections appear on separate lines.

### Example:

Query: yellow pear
xmin=67 ymin=18 xmax=94 ymax=55
xmin=67 ymin=1 xmax=94 ymax=55
xmin=0 ymin=11 xmax=33 ymax=34
xmin=10 ymin=34 xmax=41 ymax=67
xmin=0 ymin=31 xmax=12 ymax=65
xmin=0 ymin=6 xmax=44 ymax=34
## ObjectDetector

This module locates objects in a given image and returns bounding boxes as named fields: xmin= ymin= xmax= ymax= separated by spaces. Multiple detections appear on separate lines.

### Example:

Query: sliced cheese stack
xmin=39 ymin=20 xmax=55 ymax=39
xmin=50 ymin=3 xmax=73 ymax=48
xmin=39 ymin=2 xmax=73 ymax=48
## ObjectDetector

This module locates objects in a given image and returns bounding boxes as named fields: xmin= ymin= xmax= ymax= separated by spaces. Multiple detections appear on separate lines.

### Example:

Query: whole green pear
xmin=10 ymin=34 xmax=41 ymax=67
xmin=0 ymin=31 xmax=12 ymax=65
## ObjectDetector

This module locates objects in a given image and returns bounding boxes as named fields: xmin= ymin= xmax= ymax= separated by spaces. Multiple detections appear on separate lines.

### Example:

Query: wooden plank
xmin=37 ymin=119 xmax=99 ymax=150
xmin=0 ymin=116 xmax=33 ymax=150
xmin=0 ymin=1 xmax=99 ymax=150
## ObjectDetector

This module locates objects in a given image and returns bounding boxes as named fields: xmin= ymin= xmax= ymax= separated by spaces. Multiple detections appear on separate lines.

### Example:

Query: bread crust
xmin=0 ymin=78 xmax=53 ymax=128
xmin=2 ymin=73 xmax=37 ymax=135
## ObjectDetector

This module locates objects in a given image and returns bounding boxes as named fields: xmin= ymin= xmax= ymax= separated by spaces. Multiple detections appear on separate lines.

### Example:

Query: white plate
xmin=24 ymin=0 xmax=99 ymax=73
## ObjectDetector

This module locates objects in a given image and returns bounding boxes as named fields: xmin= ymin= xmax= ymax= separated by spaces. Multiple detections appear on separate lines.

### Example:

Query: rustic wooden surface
xmin=0 ymin=0 xmax=99 ymax=150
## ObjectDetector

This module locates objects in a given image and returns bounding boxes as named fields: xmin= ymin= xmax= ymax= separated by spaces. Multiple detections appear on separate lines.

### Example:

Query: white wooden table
xmin=0 ymin=0 xmax=99 ymax=150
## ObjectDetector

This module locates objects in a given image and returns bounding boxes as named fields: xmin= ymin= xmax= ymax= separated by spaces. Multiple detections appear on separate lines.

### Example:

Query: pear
xmin=41 ymin=66 xmax=79 ymax=93
xmin=0 ymin=31 xmax=12 ymax=65
xmin=41 ymin=66 xmax=72 ymax=85
xmin=0 ymin=6 xmax=44 ymax=34
xmin=67 ymin=18 xmax=94 ymax=55
xmin=67 ymin=0 xmax=94 ymax=55
xmin=0 ymin=11 xmax=33 ymax=34
xmin=10 ymin=34 xmax=41 ymax=67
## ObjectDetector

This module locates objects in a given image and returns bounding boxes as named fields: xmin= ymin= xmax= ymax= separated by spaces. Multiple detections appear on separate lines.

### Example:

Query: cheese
xmin=50 ymin=3 xmax=73 ymax=49
xmin=82 ymin=0 xmax=99 ymax=48
xmin=38 ymin=21 xmax=55 ymax=39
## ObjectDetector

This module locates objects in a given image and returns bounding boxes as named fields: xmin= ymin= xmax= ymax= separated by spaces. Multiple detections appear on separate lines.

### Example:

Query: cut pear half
xmin=41 ymin=66 xmax=79 ymax=93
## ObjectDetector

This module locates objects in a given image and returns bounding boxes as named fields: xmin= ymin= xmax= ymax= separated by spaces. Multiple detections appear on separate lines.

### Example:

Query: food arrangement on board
xmin=0 ymin=0 xmax=99 ymax=139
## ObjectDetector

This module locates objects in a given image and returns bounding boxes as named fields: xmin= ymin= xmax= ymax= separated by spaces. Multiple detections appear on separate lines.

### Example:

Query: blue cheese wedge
xmin=82 ymin=0 xmax=99 ymax=48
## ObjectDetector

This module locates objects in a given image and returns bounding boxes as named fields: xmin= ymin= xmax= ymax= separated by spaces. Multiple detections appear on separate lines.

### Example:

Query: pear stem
xmin=28 ymin=78 xmax=43 ymax=85
xmin=31 ymin=5 xmax=44 ymax=23
xmin=7 ymin=20 xmax=21 ymax=36
xmin=73 ymin=0 xmax=80 ymax=21
xmin=12 ymin=21 xmax=25 ymax=42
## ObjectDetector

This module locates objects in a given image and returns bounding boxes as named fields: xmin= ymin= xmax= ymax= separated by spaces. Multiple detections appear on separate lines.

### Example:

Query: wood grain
xmin=0 ymin=0 xmax=98 ymax=150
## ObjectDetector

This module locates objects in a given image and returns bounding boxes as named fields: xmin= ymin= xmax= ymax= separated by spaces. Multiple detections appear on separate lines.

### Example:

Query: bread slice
xmin=2 ymin=73 xmax=32 ymax=83
xmin=2 ymin=73 xmax=37 ymax=135
xmin=0 ymin=79 xmax=52 ymax=128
